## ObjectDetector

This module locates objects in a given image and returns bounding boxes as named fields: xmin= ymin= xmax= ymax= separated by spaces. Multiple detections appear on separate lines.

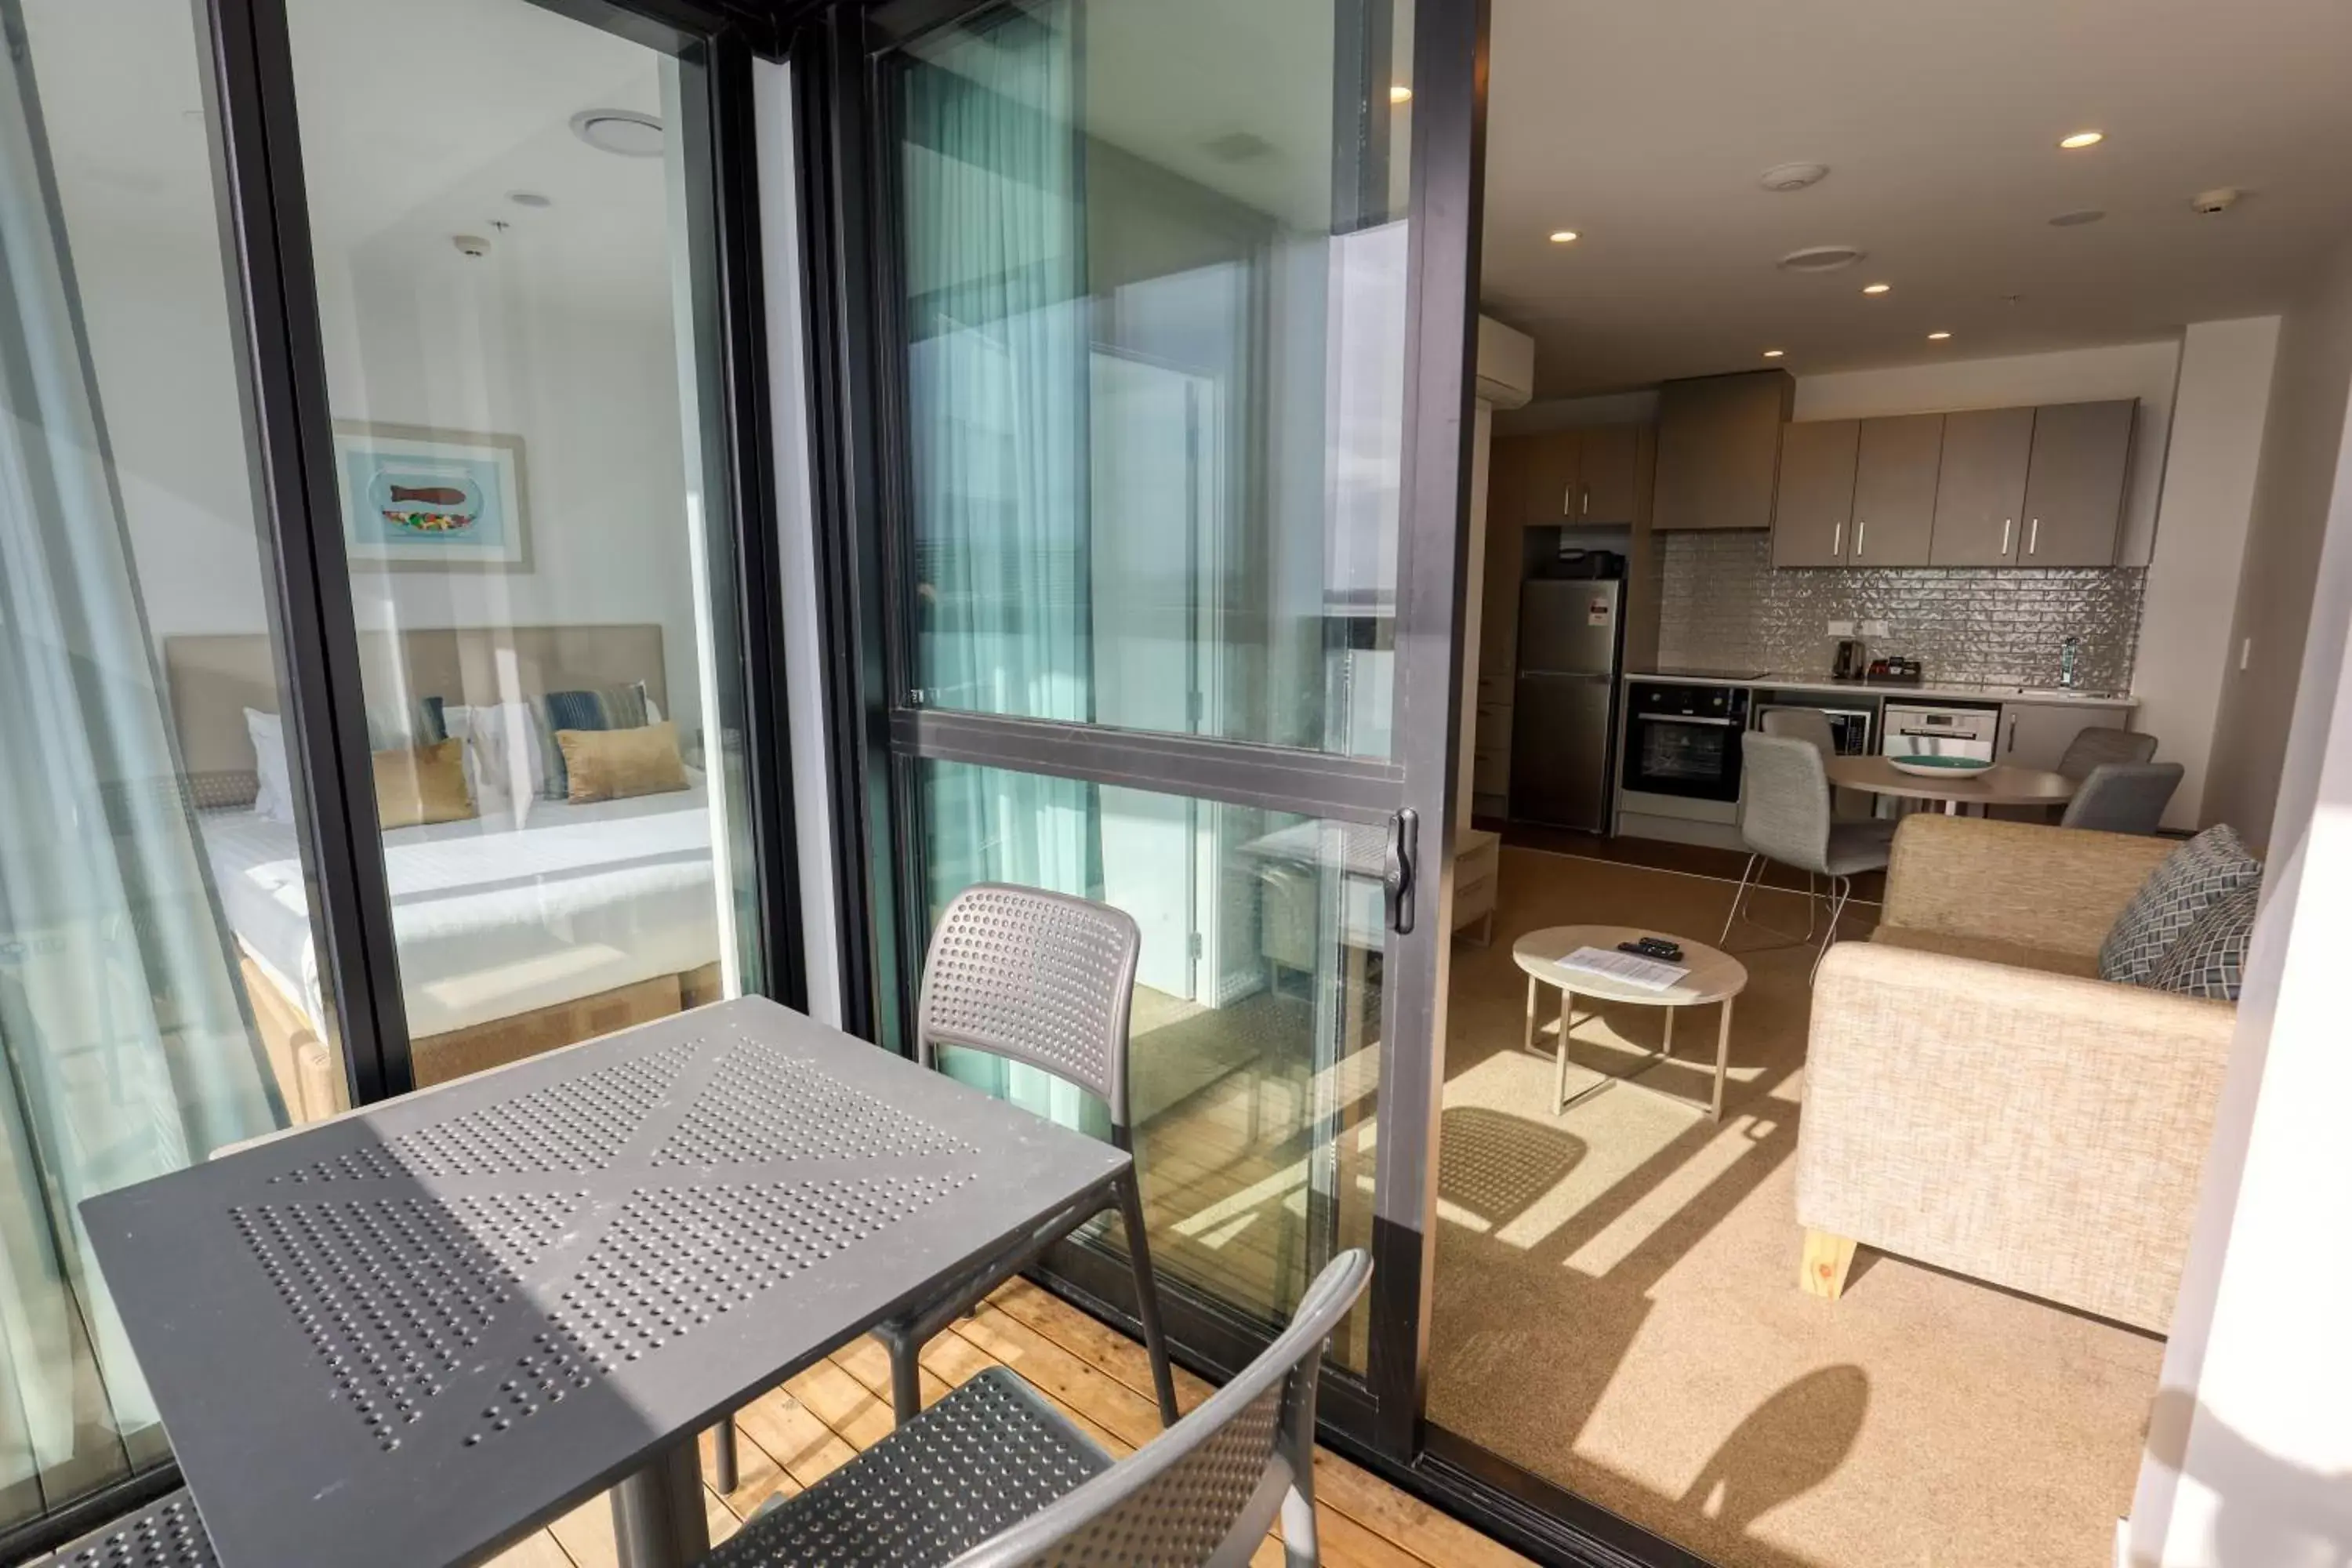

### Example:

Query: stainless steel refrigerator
xmin=1511 ymin=578 xmax=1624 ymax=830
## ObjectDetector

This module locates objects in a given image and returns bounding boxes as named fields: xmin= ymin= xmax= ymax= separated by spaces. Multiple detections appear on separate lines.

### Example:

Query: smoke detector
xmin=1777 ymin=244 xmax=1865 ymax=273
xmin=571 ymin=108 xmax=664 ymax=158
xmin=1759 ymin=162 xmax=1830 ymax=192
xmin=2192 ymin=187 xmax=2242 ymax=216
xmin=452 ymin=234 xmax=492 ymax=259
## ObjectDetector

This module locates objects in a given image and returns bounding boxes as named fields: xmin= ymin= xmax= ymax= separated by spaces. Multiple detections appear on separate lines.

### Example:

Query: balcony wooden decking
xmin=485 ymin=1275 xmax=1529 ymax=1568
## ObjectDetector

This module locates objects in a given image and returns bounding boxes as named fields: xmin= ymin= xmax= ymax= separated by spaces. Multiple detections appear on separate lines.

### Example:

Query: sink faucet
xmin=2060 ymin=635 xmax=2081 ymax=690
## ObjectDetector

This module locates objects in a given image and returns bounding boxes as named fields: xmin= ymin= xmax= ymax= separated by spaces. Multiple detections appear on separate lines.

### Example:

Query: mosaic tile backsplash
xmin=1653 ymin=531 xmax=2144 ymax=694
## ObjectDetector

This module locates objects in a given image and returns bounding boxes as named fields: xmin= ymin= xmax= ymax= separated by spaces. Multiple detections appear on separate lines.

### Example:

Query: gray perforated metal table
xmin=80 ymin=996 xmax=1132 ymax=1568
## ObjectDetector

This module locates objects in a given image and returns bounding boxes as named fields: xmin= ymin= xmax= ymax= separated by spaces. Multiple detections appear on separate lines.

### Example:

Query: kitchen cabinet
xmin=2021 ymin=399 xmax=2136 ymax=566
xmin=1653 ymin=369 xmax=1792 ymax=531
xmin=1847 ymin=414 xmax=1944 ymax=566
xmin=1771 ymin=419 xmax=1860 ymax=566
xmin=1576 ymin=424 xmax=1639 ymax=524
xmin=1491 ymin=426 xmax=1643 ymax=528
xmin=1929 ymin=407 xmax=2035 ymax=565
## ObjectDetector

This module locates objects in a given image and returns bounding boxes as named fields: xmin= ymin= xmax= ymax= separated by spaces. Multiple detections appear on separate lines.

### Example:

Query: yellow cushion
xmin=557 ymin=720 xmax=688 ymax=804
xmin=372 ymin=737 xmax=474 ymax=829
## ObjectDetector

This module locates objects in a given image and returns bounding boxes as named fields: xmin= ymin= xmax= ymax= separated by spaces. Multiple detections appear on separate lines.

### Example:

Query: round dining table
xmin=1825 ymin=754 xmax=2078 ymax=816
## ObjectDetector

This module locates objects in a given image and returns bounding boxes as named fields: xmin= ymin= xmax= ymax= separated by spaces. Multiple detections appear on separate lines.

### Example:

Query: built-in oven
xmin=1621 ymin=681 xmax=1751 ymax=803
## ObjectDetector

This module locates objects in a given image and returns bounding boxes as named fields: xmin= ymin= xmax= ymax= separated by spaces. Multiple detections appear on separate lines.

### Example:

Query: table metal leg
xmin=1944 ymin=798 xmax=1961 ymax=815
xmin=1662 ymin=1004 xmax=1675 ymax=1060
xmin=612 ymin=1436 xmax=708 ymax=1568
xmin=1523 ymin=973 xmax=1538 ymax=1054
xmin=1552 ymin=987 xmax=1573 ymax=1114
xmin=1711 ymin=999 xmax=1734 ymax=1121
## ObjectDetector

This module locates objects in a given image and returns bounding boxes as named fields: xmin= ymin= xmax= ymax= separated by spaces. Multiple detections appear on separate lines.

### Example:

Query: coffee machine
xmin=1831 ymin=637 xmax=1867 ymax=681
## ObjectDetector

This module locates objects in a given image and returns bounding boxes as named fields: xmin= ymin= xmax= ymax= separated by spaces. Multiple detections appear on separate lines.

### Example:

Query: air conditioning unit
xmin=1475 ymin=317 xmax=1535 ymax=409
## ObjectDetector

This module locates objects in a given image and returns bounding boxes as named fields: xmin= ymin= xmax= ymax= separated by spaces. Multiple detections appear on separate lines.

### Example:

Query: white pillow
xmin=244 ymin=708 xmax=295 ymax=825
xmin=450 ymin=701 xmax=542 ymax=821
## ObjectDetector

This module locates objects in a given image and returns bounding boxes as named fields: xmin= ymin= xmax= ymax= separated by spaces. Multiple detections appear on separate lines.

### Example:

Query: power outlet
xmin=1863 ymin=619 xmax=1890 ymax=638
xmin=1827 ymin=619 xmax=1856 ymax=637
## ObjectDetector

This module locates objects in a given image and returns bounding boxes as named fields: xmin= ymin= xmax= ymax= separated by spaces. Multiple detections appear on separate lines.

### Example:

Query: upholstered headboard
xmin=163 ymin=626 xmax=670 ymax=806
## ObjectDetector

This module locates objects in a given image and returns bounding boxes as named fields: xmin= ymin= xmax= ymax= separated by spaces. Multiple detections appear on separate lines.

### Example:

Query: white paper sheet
xmin=1558 ymin=945 xmax=1688 ymax=991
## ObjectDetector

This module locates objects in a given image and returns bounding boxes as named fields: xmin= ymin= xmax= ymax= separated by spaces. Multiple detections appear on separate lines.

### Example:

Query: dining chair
xmin=2056 ymin=725 xmax=2158 ymax=781
xmin=2060 ymin=761 xmax=2184 ymax=834
xmin=698 ymin=1250 xmax=1372 ymax=1568
xmin=1759 ymin=706 xmax=1836 ymax=764
xmin=1721 ymin=732 xmax=1895 ymax=978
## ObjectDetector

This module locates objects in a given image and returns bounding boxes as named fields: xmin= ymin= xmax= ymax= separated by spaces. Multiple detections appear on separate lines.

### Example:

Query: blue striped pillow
xmin=529 ymin=683 xmax=653 ymax=800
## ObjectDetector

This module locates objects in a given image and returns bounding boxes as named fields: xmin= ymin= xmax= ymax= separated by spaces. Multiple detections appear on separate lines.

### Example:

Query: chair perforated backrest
xmin=1760 ymin=706 xmax=1837 ymax=768
xmin=948 ymin=1249 xmax=1373 ymax=1568
xmin=2060 ymin=761 xmax=2184 ymax=833
xmin=2057 ymin=725 xmax=2157 ymax=782
xmin=1738 ymin=731 xmax=1834 ymax=875
xmin=917 ymin=884 xmax=1142 ymax=1128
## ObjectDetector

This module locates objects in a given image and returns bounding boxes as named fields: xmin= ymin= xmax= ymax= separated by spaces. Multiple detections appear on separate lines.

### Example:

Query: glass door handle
xmin=1385 ymin=808 xmax=1418 ymax=935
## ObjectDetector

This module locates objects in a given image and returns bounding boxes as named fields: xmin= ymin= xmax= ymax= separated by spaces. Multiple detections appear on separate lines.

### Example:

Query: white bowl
xmin=1886 ymin=754 xmax=1994 ymax=779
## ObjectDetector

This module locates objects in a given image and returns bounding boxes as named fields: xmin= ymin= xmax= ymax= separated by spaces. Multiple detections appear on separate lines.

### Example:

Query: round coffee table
xmin=1512 ymin=924 xmax=1749 ymax=1120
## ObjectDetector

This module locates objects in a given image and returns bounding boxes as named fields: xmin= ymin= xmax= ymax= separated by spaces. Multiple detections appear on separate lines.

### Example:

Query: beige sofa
xmin=1798 ymin=815 xmax=2238 ymax=1333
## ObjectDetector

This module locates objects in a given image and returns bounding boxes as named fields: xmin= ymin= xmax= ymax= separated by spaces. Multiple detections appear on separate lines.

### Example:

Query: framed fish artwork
xmin=332 ymin=423 xmax=530 ymax=570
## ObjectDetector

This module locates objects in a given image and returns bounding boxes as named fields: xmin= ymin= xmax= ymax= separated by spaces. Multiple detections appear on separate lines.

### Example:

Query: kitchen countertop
xmin=1630 ymin=668 xmax=2137 ymax=708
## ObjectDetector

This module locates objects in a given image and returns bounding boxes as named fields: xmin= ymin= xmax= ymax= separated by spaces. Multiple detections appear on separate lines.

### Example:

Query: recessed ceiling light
xmin=1862 ymin=282 xmax=1892 ymax=296
xmin=1928 ymin=331 xmax=1952 ymax=341
xmin=2059 ymin=130 xmax=2104 ymax=150
xmin=1389 ymin=83 xmax=1412 ymax=104
xmin=1548 ymin=229 xmax=1580 ymax=245
xmin=1762 ymin=349 xmax=1786 ymax=358
xmin=2049 ymin=209 xmax=2105 ymax=227
xmin=571 ymin=108 xmax=663 ymax=158
xmin=507 ymin=191 xmax=554 ymax=209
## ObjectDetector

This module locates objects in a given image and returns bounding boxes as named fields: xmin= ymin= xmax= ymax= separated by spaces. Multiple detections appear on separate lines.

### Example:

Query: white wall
xmin=1791 ymin=339 xmax=2183 ymax=566
xmin=2126 ymin=264 xmax=2352 ymax=1568
xmin=2202 ymin=240 xmax=2352 ymax=854
xmin=2136 ymin=319 xmax=2280 ymax=829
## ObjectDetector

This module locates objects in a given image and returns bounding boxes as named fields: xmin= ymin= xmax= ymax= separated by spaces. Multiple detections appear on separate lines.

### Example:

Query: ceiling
xmin=27 ymin=0 xmax=673 ymax=325
xmin=1483 ymin=0 xmax=2352 ymax=397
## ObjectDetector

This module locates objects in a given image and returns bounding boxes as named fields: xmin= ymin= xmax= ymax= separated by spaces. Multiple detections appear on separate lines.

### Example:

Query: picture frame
xmin=331 ymin=421 xmax=531 ymax=572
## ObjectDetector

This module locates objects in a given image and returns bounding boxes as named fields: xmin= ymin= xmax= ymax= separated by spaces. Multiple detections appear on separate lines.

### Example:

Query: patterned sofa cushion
xmin=2147 ymin=880 xmax=2260 ymax=1001
xmin=2097 ymin=825 xmax=2263 ymax=986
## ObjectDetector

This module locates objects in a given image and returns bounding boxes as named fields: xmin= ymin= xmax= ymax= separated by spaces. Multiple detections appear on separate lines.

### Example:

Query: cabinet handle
xmin=1563 ymin=483 xmax=1574 ymax=517
xmin=2002 ymin=518 xmax=2013 ymax=557
xmin=1581 ymin=483 xmax=1591 ymax=518
xmin=2005 ymin=716 xmax=2018 ymax=753
xmin=1831 ymin=521 xmax=1843 ymax=558
xmin=1855 ymin=518 xmax=1866 ymax=557
xmin=2030 ymin=517 xmax=2040 ymax=556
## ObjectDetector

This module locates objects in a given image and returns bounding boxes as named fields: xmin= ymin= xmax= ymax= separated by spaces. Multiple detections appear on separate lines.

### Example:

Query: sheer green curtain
xmin=0 ymin=3 xmax=282 ymax=1519
xmin=904 ymin=3 xmax=1105 ymax=1133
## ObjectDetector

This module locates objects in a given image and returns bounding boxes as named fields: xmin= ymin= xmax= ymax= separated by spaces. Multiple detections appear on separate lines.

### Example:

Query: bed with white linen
xmin=164 ymin=626 xmax=725 ymax=1116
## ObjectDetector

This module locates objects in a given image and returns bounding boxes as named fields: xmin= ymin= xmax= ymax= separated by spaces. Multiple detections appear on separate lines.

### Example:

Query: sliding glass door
xmin=848 ymin=0 xmax=1482 ymax=1449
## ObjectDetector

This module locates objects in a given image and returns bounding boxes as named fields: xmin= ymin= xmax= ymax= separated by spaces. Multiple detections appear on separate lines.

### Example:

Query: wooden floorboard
xmin=499 ymin=1279 xmax=1533 ymax=1568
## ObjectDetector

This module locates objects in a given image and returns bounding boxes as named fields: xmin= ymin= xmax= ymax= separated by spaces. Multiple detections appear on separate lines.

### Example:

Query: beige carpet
xmin=1427 ymin=847 xmax=2162 ymax=1568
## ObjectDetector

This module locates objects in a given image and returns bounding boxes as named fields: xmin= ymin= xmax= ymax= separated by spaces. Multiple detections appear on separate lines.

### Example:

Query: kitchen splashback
xmin=1653 ymin=532 xmax=2144 ymax=692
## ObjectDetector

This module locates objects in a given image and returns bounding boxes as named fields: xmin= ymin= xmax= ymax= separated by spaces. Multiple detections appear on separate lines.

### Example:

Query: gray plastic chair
xmin=699 ymin=1249 xmax=1372 ymax=1568
xmin=34 ymin=1487 xmax=216 ymax=1566
xmin=710 ymin=885 xmax=1179 ymax=1494
xmin=2057 ymin=725 xmax=2158 ymax=782
xmin=2060 ymin=761 xmax=2183 ymax=833
xmin=1759 ymin=706 xmax=1836 ymax=765
xmin=1720 ymin=731 xmax=1894 ymax=978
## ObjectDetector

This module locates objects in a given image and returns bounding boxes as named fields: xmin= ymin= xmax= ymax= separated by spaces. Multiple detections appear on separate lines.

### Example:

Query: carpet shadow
xmin=1437 ymin=1105 xmax=1586 ymax=1230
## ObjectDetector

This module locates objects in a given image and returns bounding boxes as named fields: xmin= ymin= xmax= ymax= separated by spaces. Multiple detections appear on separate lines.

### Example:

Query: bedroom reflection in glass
xmin=271 ymin=0 xmax=759 ymax=1087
